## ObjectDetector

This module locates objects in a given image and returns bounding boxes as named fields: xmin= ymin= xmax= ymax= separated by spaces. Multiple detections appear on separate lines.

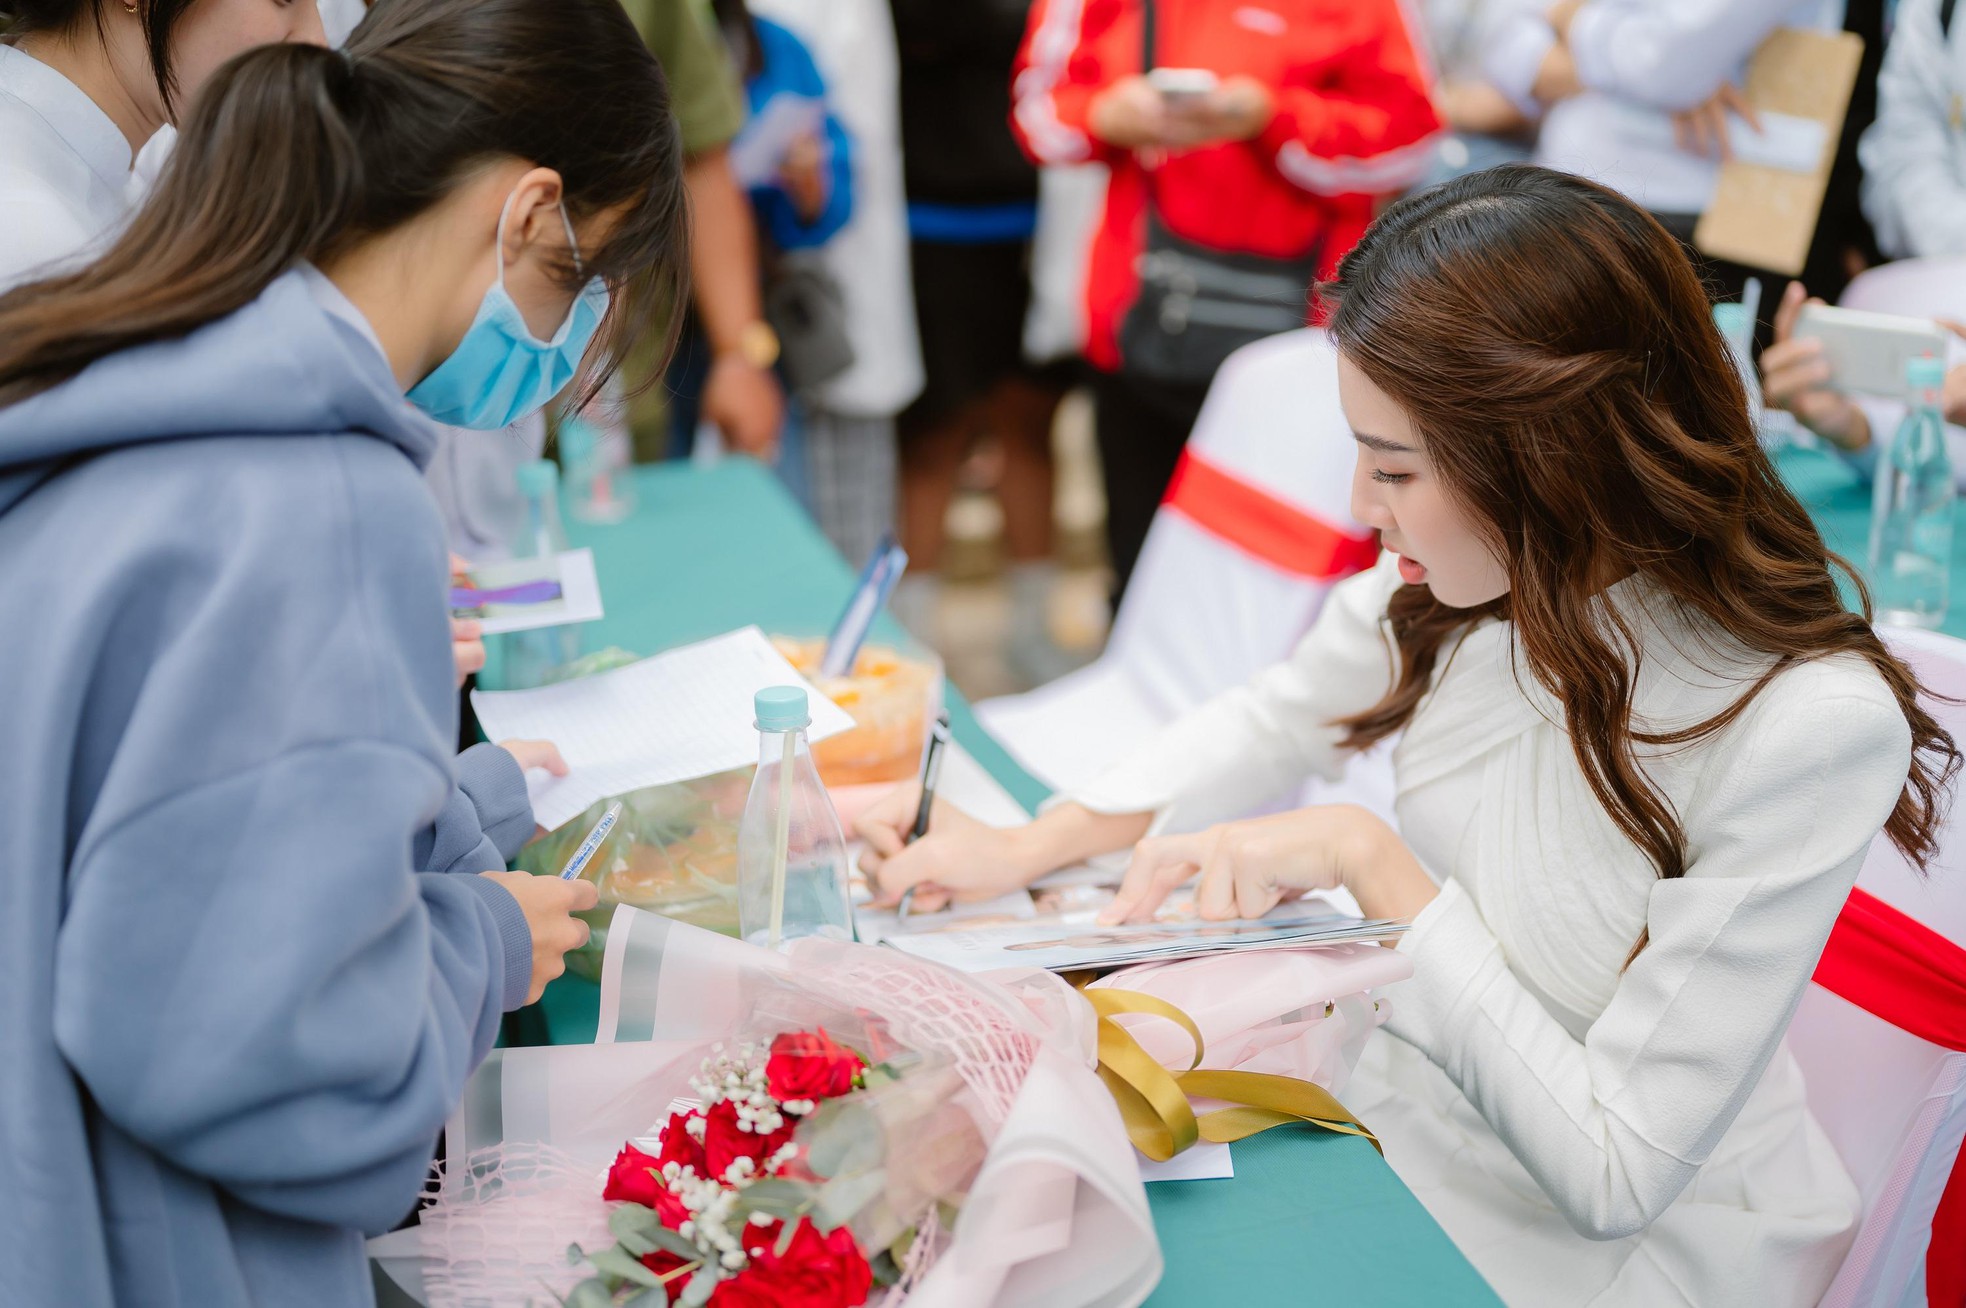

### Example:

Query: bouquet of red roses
xmin=567 ymin=1028 xmax=938 ymax=1308
xmin=376 ymin=910 xmax=1158 ymax=1308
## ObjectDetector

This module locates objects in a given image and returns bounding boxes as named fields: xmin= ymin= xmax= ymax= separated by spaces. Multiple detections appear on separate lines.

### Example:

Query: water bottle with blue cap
xmin=737 ymin=685 xmax=853 ymax=949
xmin=1870 ymin=355 xmax=1955 ymax=629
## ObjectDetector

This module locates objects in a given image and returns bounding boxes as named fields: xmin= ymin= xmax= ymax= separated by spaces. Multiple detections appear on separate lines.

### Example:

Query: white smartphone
xmin=1147 ymin=67 xmax=1220 ymax=105
xmin=1794 ymin=303 xmax=1948 ymax=397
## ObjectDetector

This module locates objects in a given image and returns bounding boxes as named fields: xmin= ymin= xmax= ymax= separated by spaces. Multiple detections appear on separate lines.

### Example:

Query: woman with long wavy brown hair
xmin=854 ymin=164 xmax=1958 ymax=1305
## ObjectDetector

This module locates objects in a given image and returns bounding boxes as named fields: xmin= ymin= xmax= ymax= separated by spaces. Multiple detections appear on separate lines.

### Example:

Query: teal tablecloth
xmin=514 ymin=458 xmax=1503 ymax=1307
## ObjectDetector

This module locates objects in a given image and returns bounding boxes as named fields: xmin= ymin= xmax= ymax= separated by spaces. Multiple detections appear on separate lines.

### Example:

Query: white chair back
xmin=977 ymin=330 xmax=1375 ymax=795
xmin=1796 ymin=627 xmax=1966 ymax=1308
xmin=1840 ymin=259 xmax=1966 ymax=321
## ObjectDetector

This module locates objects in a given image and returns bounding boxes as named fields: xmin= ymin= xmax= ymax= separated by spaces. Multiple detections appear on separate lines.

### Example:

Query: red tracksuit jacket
xmin=1011 ymin=0 xmax=1441 ymax=371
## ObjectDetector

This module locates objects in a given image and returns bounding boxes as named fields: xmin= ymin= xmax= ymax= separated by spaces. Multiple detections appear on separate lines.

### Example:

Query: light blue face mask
xmin=408 ymin=190 xmax=611 ymax=430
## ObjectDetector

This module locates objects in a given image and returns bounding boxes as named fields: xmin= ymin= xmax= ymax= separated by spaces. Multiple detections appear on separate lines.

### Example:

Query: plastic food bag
xmin=772 ymin=635 xmax=943 ymax=787
xmin=515 ymin=768 xmax=753 ymax=979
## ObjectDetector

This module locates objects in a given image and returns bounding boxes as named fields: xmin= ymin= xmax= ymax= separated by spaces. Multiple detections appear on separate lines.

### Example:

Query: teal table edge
xmin=512 ymin=458 xmax=1502 ymax=1307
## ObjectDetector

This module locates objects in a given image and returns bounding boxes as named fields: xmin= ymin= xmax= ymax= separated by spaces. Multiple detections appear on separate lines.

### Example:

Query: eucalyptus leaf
xmin=815 ymin=1168 xmax=887 ymax=1230
xmin=565 ymin=1278 xmax=613 ymax=1308
xmin=679 ymin=1268 xmax=720 ymax=1308
xmin=623 ymin=1285 xmax=671 ymax=1308
xmin=610 ymin=1205 xmax=662 ymax=1256
xmin=566 ymin=1242 xmax=586 ymax=1267
xmin=868 ymin=1249 xmax=902 ymax=1288
xmin=802 ymin=1099 xmax=885 ymax=1179
xmin=732 ymin=1177 xmax=810 ymax=1220
xmin=642 ymin=1225 xmax=703 ymax=1262
xmin=588 ymin=1244 xmax=664 ymax=1289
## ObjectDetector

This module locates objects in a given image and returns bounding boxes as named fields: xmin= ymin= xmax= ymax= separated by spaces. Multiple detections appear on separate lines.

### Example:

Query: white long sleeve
xmin=1068 ymin=553 xmax=1400 ymax=833
xmin=1382 ymin=664 xmax=1910 ymax=1240
xmin=1860 ymin=0 xmax=1966 ymax=259
xmin=1566 ymin=0 xmax=1804 ymax=112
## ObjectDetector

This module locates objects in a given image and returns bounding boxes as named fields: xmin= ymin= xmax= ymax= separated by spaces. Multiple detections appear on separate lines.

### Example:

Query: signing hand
xmin=1672 ymin=82 xmax=1759 ymax=161
xmin=478 ymin=871 xmax=600 ymax=1005
xmin=1761 ymin=280 xmax=1871 ymax=451
xmin=1098 ymin=805 xmax=1435 ymax=926
xmin=855 ymin=783 xmax=1041 ymax=911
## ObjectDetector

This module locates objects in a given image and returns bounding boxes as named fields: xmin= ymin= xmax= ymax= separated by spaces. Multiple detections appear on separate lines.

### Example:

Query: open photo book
xmin=878 ymin=895 xmax=1407 ymax=973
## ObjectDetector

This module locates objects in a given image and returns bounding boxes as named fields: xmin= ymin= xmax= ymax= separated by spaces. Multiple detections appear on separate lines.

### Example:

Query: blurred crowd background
xmin=451 ymin=0 xmax=1947 ymax=702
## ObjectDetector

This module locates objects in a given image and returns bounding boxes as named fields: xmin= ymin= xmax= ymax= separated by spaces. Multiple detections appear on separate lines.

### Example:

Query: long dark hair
xmin=1322 ymin=165 xmax=1956 ymax=922
xmin=1 ymin=0 xmax=199 ymax=113
xmin=0 ymin=0 xmax=688 ymax=408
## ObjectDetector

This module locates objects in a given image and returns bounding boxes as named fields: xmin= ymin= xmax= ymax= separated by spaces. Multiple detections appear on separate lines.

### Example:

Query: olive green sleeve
xmin=617 ymin=0 xmax=746 ymax=157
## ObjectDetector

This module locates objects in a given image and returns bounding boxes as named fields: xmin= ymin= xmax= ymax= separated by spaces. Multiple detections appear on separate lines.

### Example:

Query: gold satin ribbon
xmin=1080 ymin=983 xmax=1382 ymax=1162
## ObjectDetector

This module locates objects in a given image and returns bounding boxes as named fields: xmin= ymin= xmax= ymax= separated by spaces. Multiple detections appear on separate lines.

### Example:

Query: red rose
xmin=602 ymin=1144 xmax=664 ymax=1207
xmin=603 ymin=1142 xmax=691 ymax=1230
xmin=711 ymin=1218 xmax=872 ymax=1308
xmin=653 ymin=1109 xmax=707 ymax=1176
xmin=765 ymin=1028 xmax=865 ymax=1105
xmin=702 ymin=1098 xmax=796 ymax=1183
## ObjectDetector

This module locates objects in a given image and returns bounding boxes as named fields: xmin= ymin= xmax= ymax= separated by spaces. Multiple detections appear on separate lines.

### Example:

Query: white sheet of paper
xmin=729 ymin=93 xmax=826 ymax=189
xmin=1139 ymin=1141 xmax=1233 ymax=1183
xmin=469 ymin=548 xmax=605 ymax=636
xmin=1723 ymin=110 xmax=1829 ymax=174
xmin=471 ymin=627 xmax=857 ymax=831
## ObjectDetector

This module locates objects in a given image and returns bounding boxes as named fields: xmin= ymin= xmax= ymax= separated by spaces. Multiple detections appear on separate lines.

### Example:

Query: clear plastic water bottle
xmin=560 ymin=411 xmax=635 ymax=525
xmin=1712 ymin=301 xmax=1770 ymax=447
xmin=482 ymin=459 xmax=580 ymax=689
xmin=1870 ymin=355 xmax=1955 ymax=629
xmin=737 ymin=686 xmax=854 ymax=950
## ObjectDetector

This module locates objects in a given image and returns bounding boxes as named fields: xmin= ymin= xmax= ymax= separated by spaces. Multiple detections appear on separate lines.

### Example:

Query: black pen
xmin=897 ymin=714 xmax=952 ymax=922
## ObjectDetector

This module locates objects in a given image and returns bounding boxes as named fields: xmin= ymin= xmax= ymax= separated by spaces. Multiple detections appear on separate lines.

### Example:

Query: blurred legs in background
xmin=1088 ymin=369 xmax=1209 ymax=606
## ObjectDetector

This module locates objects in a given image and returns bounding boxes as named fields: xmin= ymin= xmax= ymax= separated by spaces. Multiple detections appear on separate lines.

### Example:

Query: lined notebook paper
xmin=471 ymin=626 xmax=855 ymax=831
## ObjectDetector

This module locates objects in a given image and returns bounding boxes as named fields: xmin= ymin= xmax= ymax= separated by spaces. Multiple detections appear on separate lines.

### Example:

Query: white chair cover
xmin=1794 ymin=627 xmax=1966 ymax=1308
xmin=1839 ymin=259 xmax=1966 ymax=322
xmin=978 ymin=330 xmax=1375 ymax=807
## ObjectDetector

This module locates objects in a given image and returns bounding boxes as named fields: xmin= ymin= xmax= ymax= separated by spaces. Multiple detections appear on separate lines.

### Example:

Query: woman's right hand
xmin=1761 ymin=280 xmax=1872 ymax=451
xmin=855 ymin=784 xmax=1040 ymax=911
xmin=478 ymin=871 xmax=599 ymax=1005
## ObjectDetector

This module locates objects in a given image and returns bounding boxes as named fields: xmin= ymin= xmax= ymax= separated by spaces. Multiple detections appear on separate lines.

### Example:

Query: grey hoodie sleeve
xmin=414 ymin=745 xmax=534 ymax=873
xmin=456 ymin=743 xmax=536 ymax=864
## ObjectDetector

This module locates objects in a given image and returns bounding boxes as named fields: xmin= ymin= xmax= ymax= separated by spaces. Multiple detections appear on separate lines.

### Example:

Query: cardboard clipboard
xmin=1694 ymin=27 xmax=1864 ymax=276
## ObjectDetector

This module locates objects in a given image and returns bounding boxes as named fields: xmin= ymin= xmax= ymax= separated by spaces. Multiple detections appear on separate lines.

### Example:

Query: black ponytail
xmin=0 ymin=0 xmax=689 ymax=408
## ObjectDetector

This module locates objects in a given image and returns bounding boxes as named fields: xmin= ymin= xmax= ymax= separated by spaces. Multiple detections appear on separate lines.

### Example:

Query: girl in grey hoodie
xmin=0 ymin=0 xmax=688 ymax=1303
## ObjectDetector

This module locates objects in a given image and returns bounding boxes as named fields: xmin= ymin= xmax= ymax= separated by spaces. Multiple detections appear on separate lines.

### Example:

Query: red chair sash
xmin=1813 ymin=886 xmax=1966 ymax=1306
xmin=1161 ymin=451 xmax=1378 ymax=581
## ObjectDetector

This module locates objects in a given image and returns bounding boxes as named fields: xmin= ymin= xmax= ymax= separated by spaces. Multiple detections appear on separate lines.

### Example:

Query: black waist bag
xmin=1118 ymin=214 xmax=1321 ymax=385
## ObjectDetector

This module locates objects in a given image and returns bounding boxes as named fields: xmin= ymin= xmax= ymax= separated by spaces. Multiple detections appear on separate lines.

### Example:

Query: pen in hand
xmin=896 ymin=714 xmax=951 ymax=922
xmin=557 ymin=800 xmax=623 ymax=881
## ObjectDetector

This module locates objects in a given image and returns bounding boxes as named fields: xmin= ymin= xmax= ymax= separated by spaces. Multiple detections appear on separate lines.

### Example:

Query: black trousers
xmin=1091 ymin=368 xmax=1211 ymax=604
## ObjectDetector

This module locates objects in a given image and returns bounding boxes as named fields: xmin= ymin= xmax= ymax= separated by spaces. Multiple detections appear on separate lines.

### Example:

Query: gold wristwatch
xmin=731 ymin=320 xmax=780 ymax=370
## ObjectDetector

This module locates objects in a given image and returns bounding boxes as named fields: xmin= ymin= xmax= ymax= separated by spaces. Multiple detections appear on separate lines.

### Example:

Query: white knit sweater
xmin=1072 ymin=552 xmax=1914 ymax=1305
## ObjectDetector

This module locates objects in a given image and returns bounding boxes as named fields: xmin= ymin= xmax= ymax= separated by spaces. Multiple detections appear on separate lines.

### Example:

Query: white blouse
xmin=0 ymin=44 xmax=136 ymax=292
xmin=1073 ymin=552 xmax=1914 ymax=1306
